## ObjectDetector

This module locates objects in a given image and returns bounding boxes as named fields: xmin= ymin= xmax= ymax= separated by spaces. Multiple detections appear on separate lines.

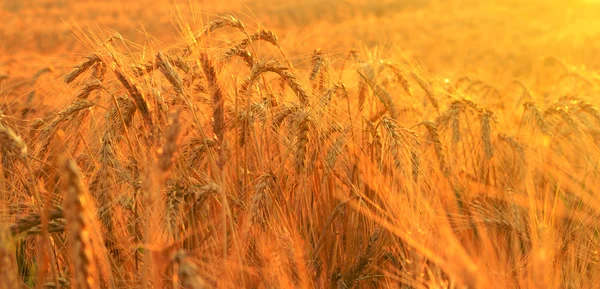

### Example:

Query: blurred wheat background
xmin=2 ymin=0 xmax=600 ymax=288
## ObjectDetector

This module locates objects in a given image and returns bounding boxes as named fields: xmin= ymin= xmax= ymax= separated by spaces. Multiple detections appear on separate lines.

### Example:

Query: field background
xmin=3 ymin=0 xmax=600 ymax=288
xmin=2 ymin=0 xmax=600 ymax=120
xmin=3 ymin=0 xmax=600 ymax=80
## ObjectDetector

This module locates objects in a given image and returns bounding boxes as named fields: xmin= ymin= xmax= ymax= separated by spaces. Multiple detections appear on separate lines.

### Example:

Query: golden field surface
xmin=2 ymin=0 xmax=600 ymax=288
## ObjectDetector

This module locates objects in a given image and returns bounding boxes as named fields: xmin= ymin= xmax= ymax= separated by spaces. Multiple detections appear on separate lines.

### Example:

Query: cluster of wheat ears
xmin=1 ymin=14 xmax=600 ymax=289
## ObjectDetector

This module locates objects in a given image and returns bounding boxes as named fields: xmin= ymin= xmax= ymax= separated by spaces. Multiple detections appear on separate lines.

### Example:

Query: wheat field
xmin=2 ymin=0 xmax=600 ymax=288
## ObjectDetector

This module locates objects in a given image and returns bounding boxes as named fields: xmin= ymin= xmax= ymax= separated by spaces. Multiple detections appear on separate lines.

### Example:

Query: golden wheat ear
xmin=65 ymin=55 xmax=101 ymax=84
xmin=220 ymin=29 xmax=280 ymax=66
xmin=0 ymin=121 xmax=27 ymax=162
xmin=56 ymin=130 xmax=113 ymax=289
xmin=61 ymin=155 xmax=99 ymax=289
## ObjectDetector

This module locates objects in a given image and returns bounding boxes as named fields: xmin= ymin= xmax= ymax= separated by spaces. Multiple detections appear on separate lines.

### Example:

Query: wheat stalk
xmin=61 ymin=157 xmax=99 ymax=289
